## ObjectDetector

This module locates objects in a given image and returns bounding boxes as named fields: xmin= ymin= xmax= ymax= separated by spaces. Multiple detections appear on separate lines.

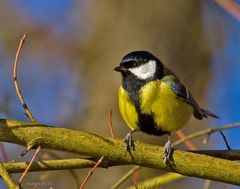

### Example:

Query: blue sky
xmin=202 ymin=1 xmax=240 ymax=149
xmin=0 ymin=1 xmax=85 ymax=126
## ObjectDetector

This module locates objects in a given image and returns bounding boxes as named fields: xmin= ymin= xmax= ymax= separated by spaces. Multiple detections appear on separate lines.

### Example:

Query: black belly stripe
xmin=122 ymin=76 xmax=168 ymax=136
xmin=137 ymin=112 xmax=169 ymax=136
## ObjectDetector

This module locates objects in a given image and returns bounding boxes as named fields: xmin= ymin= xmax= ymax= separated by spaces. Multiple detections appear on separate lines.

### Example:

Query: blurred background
xmin=0 ymin=0 xmax=239 ymax=188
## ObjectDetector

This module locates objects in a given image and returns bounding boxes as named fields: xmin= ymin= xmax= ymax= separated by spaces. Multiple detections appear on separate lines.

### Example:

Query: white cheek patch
xmin=129 ymin=60 xmax=156 ymax=80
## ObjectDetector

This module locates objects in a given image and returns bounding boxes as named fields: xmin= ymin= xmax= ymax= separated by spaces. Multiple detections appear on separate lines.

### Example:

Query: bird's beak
xmin=114 ymin=65 xmax=125 ymax=72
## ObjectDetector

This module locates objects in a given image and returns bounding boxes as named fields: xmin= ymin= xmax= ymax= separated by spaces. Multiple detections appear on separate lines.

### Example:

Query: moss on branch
xmin=4 ymin=159 xmax=99 ymax=173
xmin=0 ymin=119 xmax=240 ymax=186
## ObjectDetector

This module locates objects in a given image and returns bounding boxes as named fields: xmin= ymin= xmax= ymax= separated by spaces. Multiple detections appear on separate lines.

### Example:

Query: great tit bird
xmin=114 ymin=51 xmax=218 ymax=163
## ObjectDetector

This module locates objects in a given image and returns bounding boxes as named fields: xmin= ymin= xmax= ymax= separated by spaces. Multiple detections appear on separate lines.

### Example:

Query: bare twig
xmin=176 ymin=130 xmax=197 ymax=150
xmin=14 ymin=34 xmax=42 ymax=185
xmin=0 ymin=161 xmax=19 ymax=189
xmin=0 ymin=143 xmax=8 ymax=162
xmin=109 ymin=109 xmax=115 ymax=137
xmin=215 ymin=0 xmax=240 ymax=22
xmin=13 ymin=33 xmax=36 ymax=122
xmin=173 ymin=123 xmax=240 ymax=147
xmin=132 ymin=167 xmax=140 ymax=187
xmin=188 ymin=149 xmax=240 ymax=160
xmin=79 ymin=156 xmax=104 ymax=189
xmin=18 ymin=146 xmax=41 ymax=184
xmin=219 ymin=131 xmax=232 ymax=150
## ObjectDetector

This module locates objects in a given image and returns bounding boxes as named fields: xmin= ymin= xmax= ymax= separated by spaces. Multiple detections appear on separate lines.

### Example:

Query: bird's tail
xmin=200 ymin=108 xmax=219 ymax=119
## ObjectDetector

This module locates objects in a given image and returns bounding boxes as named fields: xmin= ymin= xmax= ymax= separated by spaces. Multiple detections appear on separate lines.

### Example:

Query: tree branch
xmin=0 ymin=161 xmax=19 ymax=189
xmin=3 ymin=158 xmax=107 ymax=173
xmin=1 ymin=119 xmax=240 ymax=185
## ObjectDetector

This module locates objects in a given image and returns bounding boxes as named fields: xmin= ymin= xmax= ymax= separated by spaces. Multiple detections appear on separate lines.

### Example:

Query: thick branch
xmin=0 ymin=119 xmax=240 ymax=185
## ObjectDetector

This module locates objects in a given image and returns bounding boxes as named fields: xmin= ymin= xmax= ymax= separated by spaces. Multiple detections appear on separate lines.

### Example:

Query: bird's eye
xmin=131 ymin=61 xmax=137 ymax=67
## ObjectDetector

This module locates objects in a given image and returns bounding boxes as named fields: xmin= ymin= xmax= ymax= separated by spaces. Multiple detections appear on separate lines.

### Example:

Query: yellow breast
xmin=118 ymin=86 xmax=139 ymax=131
xmin=139 ymin=80 xmax=193 ymax=132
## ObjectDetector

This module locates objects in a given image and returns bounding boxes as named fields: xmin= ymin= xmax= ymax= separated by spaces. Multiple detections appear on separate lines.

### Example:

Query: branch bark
xmin=0 ymin=119 xmax=240 ymax=186
xmin=0 ymin=161 xmax=19 ymax=189
xmin=3 ymin=159 xmax=103 ymax=173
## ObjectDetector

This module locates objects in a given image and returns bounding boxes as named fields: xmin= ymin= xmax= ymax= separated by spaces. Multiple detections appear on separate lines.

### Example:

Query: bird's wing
xmin=161 ymin=74 xmax=218 ymax=119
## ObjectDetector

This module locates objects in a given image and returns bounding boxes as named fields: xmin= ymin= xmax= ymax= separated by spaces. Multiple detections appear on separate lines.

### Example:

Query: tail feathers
xmin=200 ymin=108 xmax=219 ymax=119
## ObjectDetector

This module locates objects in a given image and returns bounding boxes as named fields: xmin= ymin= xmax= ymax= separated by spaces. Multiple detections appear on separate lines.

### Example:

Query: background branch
xmin=3 ymin=159 xmax=106 ymax=173
xmin=173 ymin=123 xmax=240 ymax=147
xmin=0 ymin=161 xmax=19 ymax=189
xmin=13 ymin=33 xmax=36 ymax=122
xmin=126 ymin=172 xmax=184 ymax=189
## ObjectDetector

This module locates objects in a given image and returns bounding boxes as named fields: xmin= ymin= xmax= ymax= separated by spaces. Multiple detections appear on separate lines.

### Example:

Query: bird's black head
xmin=114 ymin=51 xmax=164 ymax=81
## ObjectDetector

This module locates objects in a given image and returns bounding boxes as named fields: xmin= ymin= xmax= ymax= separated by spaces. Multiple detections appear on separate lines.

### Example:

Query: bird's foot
xmin=124 ymin=131 xmax=135 ymax=151
xmin=163 ymin=140 xmax=172 ymax=164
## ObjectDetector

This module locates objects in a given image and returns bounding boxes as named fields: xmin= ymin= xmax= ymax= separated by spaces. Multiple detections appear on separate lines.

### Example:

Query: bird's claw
xmin=124 ymin=132 xmax=135 ymax=151
xmin=163 ymin=140 xmax=172 ymax=165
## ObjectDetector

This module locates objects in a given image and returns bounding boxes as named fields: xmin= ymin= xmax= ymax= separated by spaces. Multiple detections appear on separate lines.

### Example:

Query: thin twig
xmin=18 ymin=146 xmax=41 ymax=184
xmin=188 ymin=149 xmax=240 ymax=160
xmin=14 ymin=34 xmax=42 ymax=185
xmin=0 ymin=143 xmax=8 ymax=162
xmin=109 ymin=109 xmax=115 ymax=137
xmin=219 ymin=131 xmax=232 ymax=150
xmin=176 ymin=130 xmax=197 ymax=150
xmin=13 ymin=33 xmax=36 ymax=122
xmin=79 ymin=156 xmax=104 ymax=189
xmin=110 ymin=166 xmax=141 ymax=189
xmin=0 ymin=161 xmax=19 ymax=188
xmin=173 ymin=123 xmax=240 ymax=147
xmin=132 ymin=167 xmax=140 ymax=187
xmin=215 ymin=0 xmax=240 ymax=22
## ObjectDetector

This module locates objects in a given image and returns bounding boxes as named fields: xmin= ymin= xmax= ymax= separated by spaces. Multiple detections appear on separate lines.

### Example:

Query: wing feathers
xmin=161 ymin=73 xmax=219 ymax=120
